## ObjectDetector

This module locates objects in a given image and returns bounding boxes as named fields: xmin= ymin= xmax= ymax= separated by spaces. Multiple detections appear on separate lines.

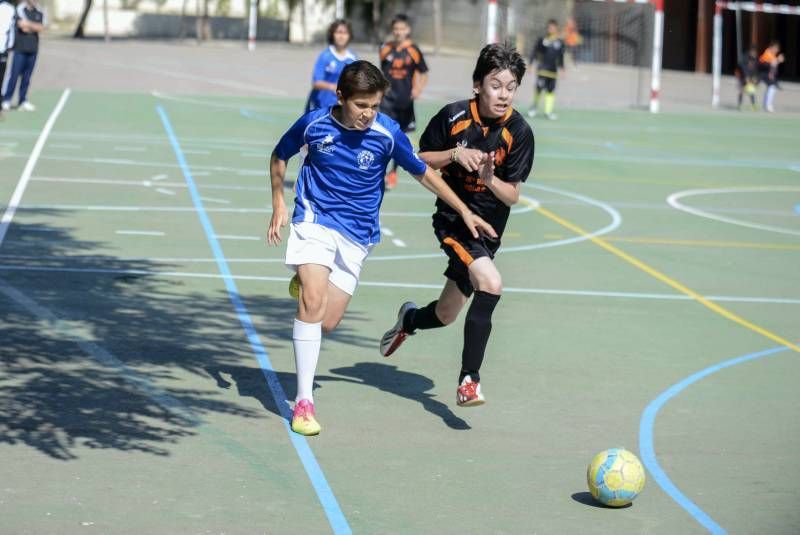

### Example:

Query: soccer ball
xmin=586 ymin=448 xmax=646 ymax=507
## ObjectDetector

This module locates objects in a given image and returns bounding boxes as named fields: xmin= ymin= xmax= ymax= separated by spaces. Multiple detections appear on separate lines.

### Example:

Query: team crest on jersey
xmin=357 ymin=150 xmax=375 ymax=170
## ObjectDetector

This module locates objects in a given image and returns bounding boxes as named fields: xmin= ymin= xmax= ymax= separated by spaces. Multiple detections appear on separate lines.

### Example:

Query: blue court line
xmin=639 ymin=345 xmax=791 ymax=534
xmin=157 ymin=105 xmax=351 ymax=535
xmin=794 ymin=203 xmax=800 ymax=215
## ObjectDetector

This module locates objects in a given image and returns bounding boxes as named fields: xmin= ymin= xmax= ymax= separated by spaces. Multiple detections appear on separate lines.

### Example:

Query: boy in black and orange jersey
xmin=736 ymin=45 xmax=759 ymax=111
xmin=379 ymin=13 xmax=429 ymax=189
xmin=380 ymin=43 xmax=534 ymax=407
xmin=528 ymin=19 xmax=564 ymax=120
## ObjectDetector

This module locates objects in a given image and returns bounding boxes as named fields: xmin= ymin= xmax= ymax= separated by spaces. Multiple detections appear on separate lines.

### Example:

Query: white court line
xmin=115 ymin=230 xmax=166 ymax=236
xmin=47 ymin=142 xmax=81 ymax=149
xmin=668 ymin=187 xmax=800 ymax=237
xmin=380 ymin=227 xmax=395 ymax=237
xmin=5 ymin=154 xmax=268 ymax=175
xmin=152 ymin=91 xmax=293 ymax=110
xmin=182 ymin=149 xmax=210 ymax=155
xmin=215 ymin=235 xmax=261 ymax=241
xmin=113 ymin=146 xmax=147 ymax=152
xmin=392 ymin=239 xmax=407 ymax=248
xmin=0 ymin=89 xmax=71 ymax=248
xmin=16 ymin=203 xmax=268 ymax=213
xmin=0 ymin=263 xmax=797 ymax=305
xmin=151 ymin=174 xmax=168 ymax=181
xmin=156 ymin=188 xmax=176 ymax=196
xmin=200 ymin=196 xmax=231 ymax=205
xmin=43 ymin=51 xmax=289 ymax=96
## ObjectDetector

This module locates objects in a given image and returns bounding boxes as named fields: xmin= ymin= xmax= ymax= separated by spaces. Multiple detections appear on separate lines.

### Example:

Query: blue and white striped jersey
xmin=275 ymin=107 xmax=427 ymax=246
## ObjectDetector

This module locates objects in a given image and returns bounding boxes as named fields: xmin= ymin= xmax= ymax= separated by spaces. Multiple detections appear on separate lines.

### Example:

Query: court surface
xmin=0 ymin=43 xmax=798 ymax=535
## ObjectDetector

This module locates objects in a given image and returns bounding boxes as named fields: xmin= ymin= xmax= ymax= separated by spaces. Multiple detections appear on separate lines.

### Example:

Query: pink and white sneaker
xmin=457 ymin=375 xmax=485 ymax=407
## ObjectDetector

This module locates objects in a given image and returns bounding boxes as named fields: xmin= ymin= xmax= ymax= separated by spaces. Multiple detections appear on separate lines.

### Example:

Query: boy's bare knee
xmin=321 ymin=319 xmax=339 ymax=334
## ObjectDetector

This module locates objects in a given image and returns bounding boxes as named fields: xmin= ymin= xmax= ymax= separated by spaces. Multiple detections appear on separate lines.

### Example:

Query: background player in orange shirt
xmin=759 ymin=40 xmax=784 ymax=113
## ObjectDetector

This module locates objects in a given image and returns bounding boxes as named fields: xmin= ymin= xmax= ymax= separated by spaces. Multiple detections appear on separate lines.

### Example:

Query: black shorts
xmin=536 ymin=75 xmax=557 ymax=93
xmin=380 ymin=100 xmax=416 ymax=132
xmin=434 ymin=216 xmax=501 ymax=297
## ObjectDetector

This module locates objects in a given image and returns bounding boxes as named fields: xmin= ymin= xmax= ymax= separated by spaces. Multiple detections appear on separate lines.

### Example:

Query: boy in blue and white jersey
xmin=269 ymin=60 xmax=495 ymax=436
xmin=304 ymin=19 xmax=356 ymax=113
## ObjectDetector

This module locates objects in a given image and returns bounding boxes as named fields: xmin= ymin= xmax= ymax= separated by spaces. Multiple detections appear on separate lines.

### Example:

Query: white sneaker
xmin=457 ymin=375 xmax=485 ymax=407
xmin=527 ymin=108 xmax=537 ymax=118
xmin=18 ymin=101 xmax=35 ymax=112
xmin=545 ymin=112 xmax=558 ymax=120
xmin=1 ymin=101 xmax=10 ymax=111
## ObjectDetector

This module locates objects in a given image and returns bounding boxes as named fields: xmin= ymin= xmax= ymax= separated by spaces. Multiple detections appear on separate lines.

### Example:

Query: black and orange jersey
xmin=379 ymin=39 xmax=428 ymax=108
xmin=419 ymin=99 xmax=534 ymax=237
xmin=530 ymin=35 xmax=564 ymax=79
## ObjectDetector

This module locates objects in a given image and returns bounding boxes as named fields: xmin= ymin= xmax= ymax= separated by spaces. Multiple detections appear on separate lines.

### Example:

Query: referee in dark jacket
xmin=2 ymin=0 xmax=43 ymax=112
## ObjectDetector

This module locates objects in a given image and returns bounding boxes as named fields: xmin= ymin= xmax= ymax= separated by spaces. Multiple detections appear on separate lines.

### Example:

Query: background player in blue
xmin=268 ymin=60 xmax=496 ymax=436
xmin=304 ymin=19 xmax=356 ymax=113
xmin=379 ymin=43 xmax=534 ymax=408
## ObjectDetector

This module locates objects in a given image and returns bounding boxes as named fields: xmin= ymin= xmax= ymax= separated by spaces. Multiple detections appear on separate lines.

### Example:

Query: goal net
xmin=712 ymin=1 xmax=800 ymax=108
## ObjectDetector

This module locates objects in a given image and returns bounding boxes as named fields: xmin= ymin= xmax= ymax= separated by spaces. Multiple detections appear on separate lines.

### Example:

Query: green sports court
xmin=0 ymin=36 xmax=798 ymax=534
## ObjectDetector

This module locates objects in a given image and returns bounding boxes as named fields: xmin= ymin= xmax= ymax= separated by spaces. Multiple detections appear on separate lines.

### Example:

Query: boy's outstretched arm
xmin=267 ymin=150 xmax=289 ymax=246
xmin=413 ymin=166 xmax=497 ymax=240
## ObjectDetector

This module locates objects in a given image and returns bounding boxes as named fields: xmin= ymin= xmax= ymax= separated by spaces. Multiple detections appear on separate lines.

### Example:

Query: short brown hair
xmin=327 ymin=19 xmax=352 ymax=46
xmin=337 ymin=60 xmax=390 ymax=99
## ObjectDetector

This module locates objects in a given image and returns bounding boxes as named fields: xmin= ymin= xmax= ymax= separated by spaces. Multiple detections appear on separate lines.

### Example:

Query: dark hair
xmin=768 ymin=39 xmax=780 ymax=48
xmin=547 ymin=19 xmax=558 ymax=27
xmin=327 ymin=19 xmax=352 ymax=46
xmin=337 ymin=60 xmax=390 ymax=99
xmin=391 ymin=13 xmax=410 ymax=27
xmin=472 ymin=43 xmax=527 ymax=85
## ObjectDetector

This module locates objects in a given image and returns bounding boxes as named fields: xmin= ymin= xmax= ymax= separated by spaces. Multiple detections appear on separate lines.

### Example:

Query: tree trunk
xmin=73 ymin=0 xmax=94 ymax=38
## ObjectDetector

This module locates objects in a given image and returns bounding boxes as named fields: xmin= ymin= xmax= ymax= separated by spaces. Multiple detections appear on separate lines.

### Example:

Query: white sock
xmin=293 ymin=318 xmax=322 ymax=403
xmin=765 ymin=85 xmax=777 ymax=109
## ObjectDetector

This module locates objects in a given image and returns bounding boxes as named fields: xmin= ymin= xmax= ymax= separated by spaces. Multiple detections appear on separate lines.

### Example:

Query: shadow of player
xmin=329 ymin=362 xmax=471 ymax=431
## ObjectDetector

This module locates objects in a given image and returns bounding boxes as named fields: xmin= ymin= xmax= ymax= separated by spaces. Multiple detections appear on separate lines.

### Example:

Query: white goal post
xmin=712 ymin=1 xmax=800 ymax=108
xmin=508 ymin=0 xmax=665 ymax=113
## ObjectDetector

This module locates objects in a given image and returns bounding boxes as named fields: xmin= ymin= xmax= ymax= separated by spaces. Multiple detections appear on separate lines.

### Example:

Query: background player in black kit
xmin=379 ymin=13 xmax=429 ymax=189
xmin=528 ymin=19 xmax=564 ymax=120
xmin=379 ymin=43 xmax=534 ymax=407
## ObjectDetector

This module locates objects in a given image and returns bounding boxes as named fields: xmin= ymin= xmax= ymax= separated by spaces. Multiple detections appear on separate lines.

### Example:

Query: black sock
xmin=459 ymin=291 xmax=501 ymax=384
xmin=403 ymin=301 xmax=445 ymax=333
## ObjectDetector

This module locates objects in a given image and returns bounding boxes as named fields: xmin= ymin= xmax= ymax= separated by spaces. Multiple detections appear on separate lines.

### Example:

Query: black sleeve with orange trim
xmin=410 ymin=44 xmax=429 ymax=73
xmin=419 ymin=105 xmax=451 ymax=151
xmin=497 ymin=118 xmax=534 ymax=183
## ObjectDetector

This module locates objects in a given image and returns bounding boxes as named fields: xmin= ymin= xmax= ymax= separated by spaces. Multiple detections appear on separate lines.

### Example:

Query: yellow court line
xmin=536 ymin=206 xmax=800 ymax=353
xmin=606 ymin=236 xmax=800 ymax=252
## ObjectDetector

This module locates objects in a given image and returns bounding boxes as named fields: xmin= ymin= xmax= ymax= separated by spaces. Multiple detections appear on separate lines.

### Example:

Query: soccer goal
xmin=711 ymin=1 xmax=800 ymax=108
xmin=486 ymin=0 xmax=664 ymax=113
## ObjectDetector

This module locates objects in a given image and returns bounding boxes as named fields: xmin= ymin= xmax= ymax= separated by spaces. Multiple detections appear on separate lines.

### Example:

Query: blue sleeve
xmin=392 ymin=128 xmax=427 ymax=177
xmin=274 ymin=114 xmax=311 ymax=161
xmin=311 ymin=51 xmax=328 ymax=82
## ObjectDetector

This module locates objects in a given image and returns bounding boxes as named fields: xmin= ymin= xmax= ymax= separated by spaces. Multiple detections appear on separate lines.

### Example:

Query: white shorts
xmin=285 ymin=222 xmax=372 ymax=296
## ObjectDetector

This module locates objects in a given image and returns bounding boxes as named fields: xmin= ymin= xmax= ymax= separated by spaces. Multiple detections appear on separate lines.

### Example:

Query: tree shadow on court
xmin=0 ymin=213 xmax=375 ymax=460
xmin=205 ymin=362 xmax=470 ymax=430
